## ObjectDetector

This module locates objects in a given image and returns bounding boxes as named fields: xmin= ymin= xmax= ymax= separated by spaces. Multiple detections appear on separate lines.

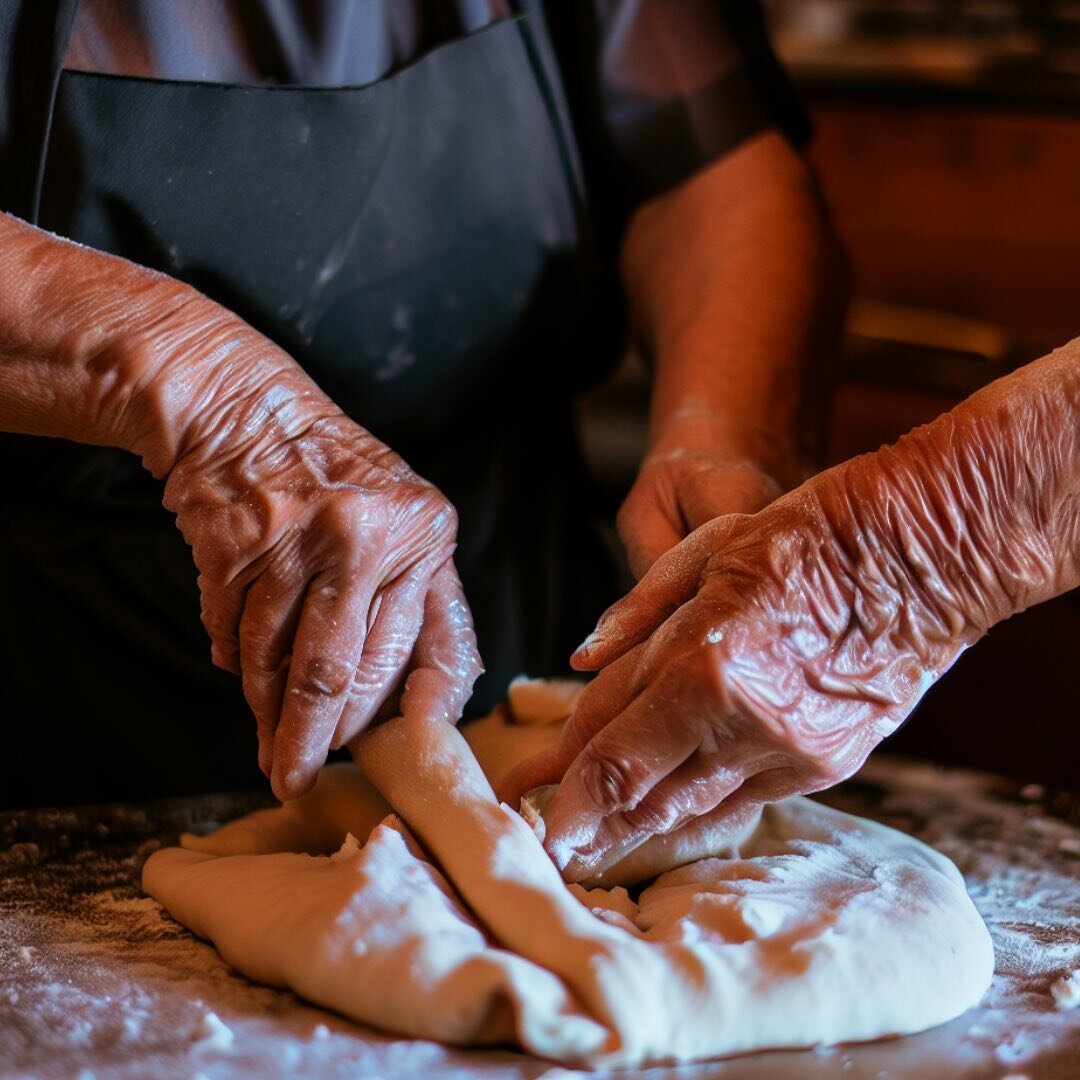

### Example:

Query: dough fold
xmin=143 ymin=680 xmax=993 ymax=1068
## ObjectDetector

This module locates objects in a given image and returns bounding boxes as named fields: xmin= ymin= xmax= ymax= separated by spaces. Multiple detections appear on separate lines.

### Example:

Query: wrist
xmin=122 ymin=290 xmax=336 ymax=479
xmin=647 ymin=402 xmax=808 ymax=491
xmin=813 ymin=351 xmax=1080 ymax=661
xmin=0 ymin=215 xmax=334 ymax=479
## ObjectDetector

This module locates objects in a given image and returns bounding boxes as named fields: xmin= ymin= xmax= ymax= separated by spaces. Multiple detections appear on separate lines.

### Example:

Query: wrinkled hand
xmin=616 ymin=413 xmax=797 ymax=579
xmin=0 ymin=214 xmax=481 ymax=800
xmin=158 ymin=313 xmax=481 ymax=801
xmin=506 ymin=470 xmax=980 ymax=881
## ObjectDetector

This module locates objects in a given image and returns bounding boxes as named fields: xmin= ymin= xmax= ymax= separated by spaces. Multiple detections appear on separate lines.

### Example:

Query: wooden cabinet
xmin=810 ymin=105 xmax=1080 ymax=350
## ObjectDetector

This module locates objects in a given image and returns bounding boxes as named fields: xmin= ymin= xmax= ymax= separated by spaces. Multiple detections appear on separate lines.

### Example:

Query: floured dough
xmin=143 ymin=679 xmax=993 ymax=1068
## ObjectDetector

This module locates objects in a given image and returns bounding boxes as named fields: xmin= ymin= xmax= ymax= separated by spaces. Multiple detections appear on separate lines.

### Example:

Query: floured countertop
xmin=1 ymin=756 xmax=1078 ymax=1080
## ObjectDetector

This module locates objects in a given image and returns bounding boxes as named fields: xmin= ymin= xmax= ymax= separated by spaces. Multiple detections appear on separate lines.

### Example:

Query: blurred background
xmin=580 ymin=0 xmax=1080 ymax=788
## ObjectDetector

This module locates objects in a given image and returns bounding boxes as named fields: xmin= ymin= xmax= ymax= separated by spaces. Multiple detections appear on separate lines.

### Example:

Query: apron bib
xmin=1 ymin=4 xmax=618 ymax=805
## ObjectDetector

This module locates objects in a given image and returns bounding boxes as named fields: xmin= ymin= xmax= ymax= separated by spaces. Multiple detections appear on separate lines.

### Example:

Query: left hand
xmin=615 ymin=411 xmax=796 ymax=580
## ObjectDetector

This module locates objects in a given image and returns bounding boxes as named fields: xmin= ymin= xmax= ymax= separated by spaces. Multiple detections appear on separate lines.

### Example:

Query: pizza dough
xmin=142 ymin=679 xmax=994 ymax=1069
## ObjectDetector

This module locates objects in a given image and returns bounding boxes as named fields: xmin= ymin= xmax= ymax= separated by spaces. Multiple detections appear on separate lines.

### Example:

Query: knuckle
xmin=403 ymin=484 xmax=457 ymax=538
xmin=242 ymin=645 xmax=287 ymax=683
xmin=425 ymin=495 xmax=458 ymax=542
xmin=350 ymin=653 xmax=404 ymax=695
xmin=315 ymin=498 xmax=370 ymax=551
xmin=621 ymin=792 xmax=679 ymax=834
xmin=201 ymin=607 xmax=239 ymax=653
xmin=201 ymin=607 xmax=238 ymax=644
xmin=579 ymin=745 xmax=643 ymax=813
xmin=241 ymin=634 xmax=283 ymax=672
xmin=259 ymin=530 xmax=306 ymax=584
xmin=291 ymin=655 xmax=354 ymax=699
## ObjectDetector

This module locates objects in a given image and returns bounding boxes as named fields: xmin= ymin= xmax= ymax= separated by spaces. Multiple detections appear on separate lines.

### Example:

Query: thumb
xmin=678 ymin=463 xmax=783 ymax=529
xmin=572 ymin=518 xmax=740 ymax=670
xmin=615 ymin=473 xmax=683 ymax=580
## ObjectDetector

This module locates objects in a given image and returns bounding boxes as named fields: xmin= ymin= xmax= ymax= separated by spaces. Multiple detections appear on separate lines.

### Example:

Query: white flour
xmin=1 ymin=757 xmax=1077 ymax=1079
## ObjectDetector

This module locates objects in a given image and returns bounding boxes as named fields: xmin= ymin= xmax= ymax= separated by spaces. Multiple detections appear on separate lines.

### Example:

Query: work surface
xmin=1 ymin=756 xmax=1078 ymax=1080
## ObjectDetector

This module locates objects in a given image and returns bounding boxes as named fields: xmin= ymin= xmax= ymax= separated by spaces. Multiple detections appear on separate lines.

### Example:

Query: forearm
xmin=619 ymin=130 xmax=847 ymax=485
xmin=0 ymin=212 xmax=336 ymax=478
xmin=819 ymin=342 xmax=1080 ymax=661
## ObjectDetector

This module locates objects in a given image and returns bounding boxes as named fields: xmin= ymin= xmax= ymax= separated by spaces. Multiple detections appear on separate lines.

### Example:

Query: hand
xmin=0 ymin=212 xmax=482 ymax=802
xmin=506 ymin=460 xmax=984 ymax=881
xmin=615 ymin=411 xmax=798 ymax=579
xmin=157 ymin=312 xmax=481 ymax=801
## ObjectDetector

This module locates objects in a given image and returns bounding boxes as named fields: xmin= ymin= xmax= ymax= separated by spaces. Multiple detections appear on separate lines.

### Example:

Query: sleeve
xmin=589 ymin=0 xmax=810 ymax=203
xmin=0 ymin=0 xmax=81 ymax=220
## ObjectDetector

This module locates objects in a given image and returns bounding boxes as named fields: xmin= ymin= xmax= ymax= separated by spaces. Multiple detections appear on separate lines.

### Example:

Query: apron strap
xmin=26 ymin=0 xmax=80 ymax=224
xmin=510 ymin=0 xmax=585 ymax=210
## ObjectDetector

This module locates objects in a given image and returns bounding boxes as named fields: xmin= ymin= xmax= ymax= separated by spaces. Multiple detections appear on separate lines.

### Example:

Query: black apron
xmin=0 ymin=2 xmax=619 ymax=807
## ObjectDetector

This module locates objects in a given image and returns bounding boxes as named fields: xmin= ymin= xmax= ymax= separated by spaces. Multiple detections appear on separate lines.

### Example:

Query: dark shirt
xmin=1 ymin=0 xmax=808 ymax=219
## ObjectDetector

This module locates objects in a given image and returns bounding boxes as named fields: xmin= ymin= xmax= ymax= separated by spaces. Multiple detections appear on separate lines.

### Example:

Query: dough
xmin=143 ymin=679 xmax=993 ymax=1068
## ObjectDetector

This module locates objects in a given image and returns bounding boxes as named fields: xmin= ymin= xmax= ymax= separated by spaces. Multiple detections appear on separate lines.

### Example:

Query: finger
xmin=538 ymin=670 xmax=717 ymax=870
xmin=652 ymin=763 xmax=808 ymax=844
xmin=198 ymin=575 xmax=245 ymax=675
xmin=329 ymin=572 xmax=427 ymax=749
xmin=616 ymin=478 xmax=684 ymax=580
xmin=614 ymin=749 xmax=749 ymax=834
xmin=238 ymin=563 xmax=309 ymax=777
xmin=557 ymin=757 xmax=808 ymax=884
xmin=398 ymin=561 xmax=482 ymax=725
xmin=721 ymin=763 xmax=809 ymax=806
xmin=571 ymin=522 xmax=735 ymax=670
xmin=346 ymin=561 xmax=479 ymax=756
xmin=270 ymin=568 xmax=374 ymax=800
xmin=555 ymin=751 xmax=750 ymax=882
xmin=497 ymin=645 xmax=646 ymax=806
xmin=579 ymin=763 xmax=801 ymax=883
xmin=623 ymin=516 xmax=683 ymax=582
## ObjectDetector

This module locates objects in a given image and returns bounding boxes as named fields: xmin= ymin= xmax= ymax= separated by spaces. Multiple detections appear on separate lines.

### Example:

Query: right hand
xmin=153 ymin=306 xmax=482 ymax=800
xmin=504 ymin=494 xmax=948 ymax=879
xmin=505 ymin=341 xmax=1080 ymax=877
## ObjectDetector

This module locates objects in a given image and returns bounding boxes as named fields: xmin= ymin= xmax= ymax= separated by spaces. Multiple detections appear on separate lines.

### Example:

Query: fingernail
xmin=273 ymin=766 xmax=309 ymax=802
xmin=560 ymin=852 xmax=600 ymax=884
xmin=544 ymin=831 xmax=577 ymax=872
xmin=551 ymin=838 xmax=608 ymax=883
xmin=541 ymin=816 xmax=602 ymax=873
